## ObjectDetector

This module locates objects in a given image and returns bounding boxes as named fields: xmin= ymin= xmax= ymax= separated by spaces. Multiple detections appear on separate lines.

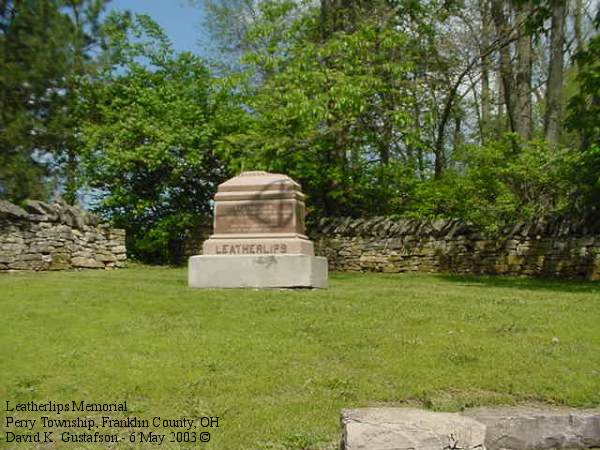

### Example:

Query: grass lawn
xmin=1 ymin=265 xmax=599 ymax=449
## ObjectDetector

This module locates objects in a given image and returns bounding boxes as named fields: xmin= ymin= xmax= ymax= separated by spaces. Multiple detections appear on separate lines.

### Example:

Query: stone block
xmin=71 ymin=256 xmax=105 ymax=269
xmin=341 ymin=408 xmax=486 ymax=450
xmin=507 ymin=255 xmax=524 ymax=266
xmin=0 ymin=200 xmax=28 ymax=219
xmin=341 ymin=407 xmax=600 ymax=450
xmin=29 ymin=243 xmax=54 ymax=253
xmin=18 ymin=253 xmax=42 ymax=262
xmin=8 ymin=260 xmax=31 ymax=270
xmin=464 ymin=407 xmax=600 ymax=450
xmin=1 ymin=243 xmax=26 ymax=252
xmin=504 ymin=239 xmax=519 ymax=249
xmin=23 ymin=199 xmax=58 ymax=220
xmin=48 ymin=253 xmax=70 ymax=270
xmin=554 ymin=241 xmax=567 ymax=250
xmin=109 ymin=228 xmax=126 ymax=237
xmin=590 ymin=259 xmax=600 ymax=281
xmin=475 ymin=240 xmax=493 ymax=251
xmin=579 ymin=236 xmax=595 ymax=246
xmin=95 ymin=253 xmax=116 ymax=262
xmin=188 ymin=254 xmax=327 ymax=288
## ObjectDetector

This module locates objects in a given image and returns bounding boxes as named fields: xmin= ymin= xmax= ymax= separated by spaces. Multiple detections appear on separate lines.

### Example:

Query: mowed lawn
xmin=1 ymin=266 xmax=599 ymax=449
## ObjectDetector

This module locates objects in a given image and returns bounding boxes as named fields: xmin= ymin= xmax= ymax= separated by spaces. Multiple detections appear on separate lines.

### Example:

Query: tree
xmin=513 ymin=0 xmax=533 ymax=140
xmin=566 ymin=18 xmax=600 ymax=210
xmin=80 ymin=13 xmax=239 ymax=263
xmin=0 ymin=0 xmax=70 ymax=202
xmin=200 ymin=0 xmax=597 ymax=227
xmin=219 ymin=3 xmax=430 ymax=217
xmin=479 ymin=0 xmax=493 ymax=141
xmin=197 ymin=0 xmax=311 ymax=75
xmin=0 ymin=0 xmax=109 ymax=204
xmin=55 ymin=0 xmax=110 ymax=205
xmin=544 ymin=0 xmax=566 ymax=144
xmin=490 ymin=0 xmax=535 ymax=140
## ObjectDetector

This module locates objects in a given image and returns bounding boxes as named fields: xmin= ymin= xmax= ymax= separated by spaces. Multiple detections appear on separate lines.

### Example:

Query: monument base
xmin=188 ymin=254 xmax=328 ymax=289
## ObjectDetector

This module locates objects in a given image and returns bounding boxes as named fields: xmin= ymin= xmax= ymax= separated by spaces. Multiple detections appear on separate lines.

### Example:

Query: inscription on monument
xmin=215 ymin=243 xmax=288 ymax=255
xmin=215 ymin=202 xmax=296 ymax=234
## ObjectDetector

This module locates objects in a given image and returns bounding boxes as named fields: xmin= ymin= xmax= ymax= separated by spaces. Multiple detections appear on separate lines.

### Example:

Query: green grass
xmin=1 ymin=265 xmax=599 ymax=449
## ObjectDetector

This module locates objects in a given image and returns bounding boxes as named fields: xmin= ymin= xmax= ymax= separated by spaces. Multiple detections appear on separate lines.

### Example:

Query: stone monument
xmin=188 ymin=171 xmax=328 ymax=288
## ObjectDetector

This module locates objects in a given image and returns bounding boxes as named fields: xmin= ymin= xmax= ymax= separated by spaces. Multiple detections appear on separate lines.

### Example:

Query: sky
xmin=107 ymin=0 xmax=212 ymax=57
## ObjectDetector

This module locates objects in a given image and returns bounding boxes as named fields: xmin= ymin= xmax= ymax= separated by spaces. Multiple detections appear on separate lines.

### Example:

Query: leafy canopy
xmin=80 ymin=13 xmax=238 ymax=263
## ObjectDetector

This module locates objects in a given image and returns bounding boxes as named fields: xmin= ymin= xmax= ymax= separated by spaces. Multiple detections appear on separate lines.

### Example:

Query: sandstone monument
xmin=188 ymin=171 xmax=327 ymax=288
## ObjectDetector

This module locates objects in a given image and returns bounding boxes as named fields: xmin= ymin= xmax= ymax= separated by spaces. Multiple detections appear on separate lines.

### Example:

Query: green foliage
xmin=0 ymin=0 xmax=70 ymax=201
xmin=567 ymin=29 xmax=600 ymax=209
xmin=80 ymin=14 xmax=237 ymax=263
xmin=0 ymin=0 xmax=108 ymax=203
xmin=405 ymin=137 xmax=583 ymax=231
xmin=51 ymin=0 xmax=110 ymax=205
xmin=223 ymin=7 xmax=428 ymax=218
xmin=215 ymin=1 xmax=595 ymax=230
xmin=0 ymin=151 xmax=54 ymax=203
xmin=567 ymin=35 xmax=600 ymax=148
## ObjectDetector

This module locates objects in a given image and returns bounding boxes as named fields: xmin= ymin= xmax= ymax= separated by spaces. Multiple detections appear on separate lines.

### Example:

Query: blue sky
xmin=107 ymin=0 xmax=212 ymax=57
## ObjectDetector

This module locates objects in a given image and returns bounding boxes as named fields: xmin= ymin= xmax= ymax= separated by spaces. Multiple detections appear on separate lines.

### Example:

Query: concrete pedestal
xmin=188 ymin=254 xmax=328 ymax=289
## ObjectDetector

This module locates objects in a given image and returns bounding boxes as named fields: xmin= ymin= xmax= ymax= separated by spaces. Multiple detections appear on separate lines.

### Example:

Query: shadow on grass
xmin=436 ymin=273 xmax=600 ymax=294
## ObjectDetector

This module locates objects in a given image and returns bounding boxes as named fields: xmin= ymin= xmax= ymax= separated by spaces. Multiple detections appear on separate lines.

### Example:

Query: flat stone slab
xmin=464 ymin=407 xmax=600 ymax=450
xmin=188 ymin=254 xmax=327 ymax=288
xmin=341 ymin=407 xmax=600 ymax=450
xmin=341 ymin=408 xmax=486 ymax=450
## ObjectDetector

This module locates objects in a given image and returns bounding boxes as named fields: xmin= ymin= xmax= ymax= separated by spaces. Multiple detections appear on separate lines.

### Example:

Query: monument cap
xmin=215 ymin=171 xmax=304 ymax=201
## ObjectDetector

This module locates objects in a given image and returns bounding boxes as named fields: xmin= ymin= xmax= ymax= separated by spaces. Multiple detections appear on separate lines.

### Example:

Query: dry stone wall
xmin=311 ymin=217 xmax=600 ymax=280
xmin=0 ymin=200 xmax=126 ymax=271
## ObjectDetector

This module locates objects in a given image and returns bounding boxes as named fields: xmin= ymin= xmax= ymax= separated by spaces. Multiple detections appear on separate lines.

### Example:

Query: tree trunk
xmin=496 ymin=65 xmax=506 ymax=135
xmin=544 ymin=0 xmax=566 ymax=144
xmin=480 ymin=0 xmax=492 ymax=143
xmin=64 ymin=1 xmax=84 ymax=206
xmin=64 ymin=148 xmax=77 ymax=205
xmin=453 ymin=115 xmax=462 ymax=153
xmin=574 ymin=0 xmax=583 ymax=54
xmin=412 ymin=92 xmax=425 ymax=178
xmin=491 ymin=0 xmax=515 ymax=133
xmin=513 ymin=0 xmax=532 ymax=140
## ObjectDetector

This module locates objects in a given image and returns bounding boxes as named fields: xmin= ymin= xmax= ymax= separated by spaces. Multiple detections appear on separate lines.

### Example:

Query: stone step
xmin=341 ymin=407 xmax=600 ymax=450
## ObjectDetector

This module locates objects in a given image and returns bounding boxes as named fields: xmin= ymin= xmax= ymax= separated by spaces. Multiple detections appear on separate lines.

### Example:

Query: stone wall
xmin=310 ymin=217 xmax=600 ymax=280
xmin=183 ymin=223 xmax=212 ymax=261
xmin=0 ymin=200 xmax=126 ymax=271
